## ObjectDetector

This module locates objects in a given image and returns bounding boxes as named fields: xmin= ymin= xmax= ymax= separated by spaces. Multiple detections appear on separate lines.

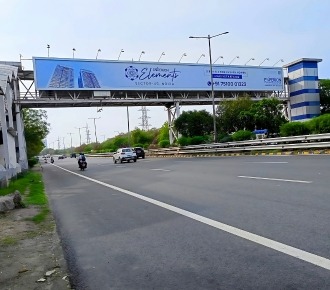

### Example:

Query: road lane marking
xmin=245 ymin=162 xmax=288 ymax=164
xmin=150 ymin=169 xmax=171 ymax=172
xmin=238 ymin=176 xmax=312 ymax=183
xmin=52 ymin=164 xmax=328 ymax=270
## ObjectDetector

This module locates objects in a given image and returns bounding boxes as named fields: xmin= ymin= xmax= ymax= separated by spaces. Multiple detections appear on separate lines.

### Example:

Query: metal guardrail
xmin=148 ymin=133 xmax=330 ymax=155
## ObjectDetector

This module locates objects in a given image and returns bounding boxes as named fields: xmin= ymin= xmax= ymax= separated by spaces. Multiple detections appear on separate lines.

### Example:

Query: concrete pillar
xmin=284 ymin=58 xmax=322 ymax=121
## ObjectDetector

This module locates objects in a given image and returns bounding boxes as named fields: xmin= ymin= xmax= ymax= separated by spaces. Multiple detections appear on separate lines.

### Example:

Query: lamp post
xmin=197 ymin=54 xmax=205 ymax=63
xmin=244 ymin=58 xmax=255 ymax=65
xmin=96 ymin=49 xmax=101 ymax=59
xmin=75 ymin=126 xmax=85 ymax=146
xmin=189 ymin=31 xmax=229 ymax=143
xmin=259 ymin=58 xmax=269 ymax=66
xmin=273 ymin=59 xmax=284 ymax=66
xmin=229 ymin=56 xmax=239 ymax=65
xmin=88 ymin=117 xmax=101 ymax=143
xmin=47 ymin=44 xmax=50 ymax=57
xmin=67 ymin=133 xmax=74 ymax=149
xmin=72 ymin=48 xmax=76 ymax=58
xmin=179 ymin=53 xmax=187 ymax=63
xmin=213 ymin=56 xmax=224 ymax=64
xmin=138 ymin=51 xmax=145 ymax=61
xmin=158 ymin=52 xmax=165 ymax=62
xmin=118 ymin=49 xmax=124 ymax=60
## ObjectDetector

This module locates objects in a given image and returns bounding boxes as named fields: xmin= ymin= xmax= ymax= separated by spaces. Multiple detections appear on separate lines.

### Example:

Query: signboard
xmin=33 ymin=57 xmax=284 ymax=91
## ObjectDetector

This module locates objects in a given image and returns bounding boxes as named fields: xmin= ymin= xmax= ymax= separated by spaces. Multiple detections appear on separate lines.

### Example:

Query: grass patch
xmin=30 ymin=207 xmax=50 ymax=224
xmin=0 ymin=170 xmax=49 ymax=222
xmin=1 ymin=236 xmax=18 ymax=246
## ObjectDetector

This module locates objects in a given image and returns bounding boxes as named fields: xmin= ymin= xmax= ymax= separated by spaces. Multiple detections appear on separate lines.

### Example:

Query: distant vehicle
xmin=70 ymin=153 xmax=77 ymax=158
xmin=133 ymin=147 xmax=145 ymax=159
xmin=113 ymin=148 xmax=137 ymax=163
xmin=58 ymin=155 xmax=66 ymax=160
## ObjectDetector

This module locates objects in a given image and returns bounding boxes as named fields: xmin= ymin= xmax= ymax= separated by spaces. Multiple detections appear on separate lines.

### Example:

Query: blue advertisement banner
xmin=33 ymin=57 xmax=284 ymax=91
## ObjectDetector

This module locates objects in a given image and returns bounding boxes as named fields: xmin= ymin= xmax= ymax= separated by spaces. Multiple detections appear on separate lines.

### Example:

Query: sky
xmin=1 ymin=0 xmax=330 ymax=148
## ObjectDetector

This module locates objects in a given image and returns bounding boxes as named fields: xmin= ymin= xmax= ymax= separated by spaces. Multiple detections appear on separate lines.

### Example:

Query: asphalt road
xmin=42 ymin=155 xmax=330 ymax=289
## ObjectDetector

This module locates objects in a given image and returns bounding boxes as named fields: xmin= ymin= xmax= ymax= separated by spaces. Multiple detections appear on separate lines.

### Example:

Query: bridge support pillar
xmin=284 ymin=58 xmax=322 ymax=121
xmin=166 ymin=102 xmax=181 ymax=145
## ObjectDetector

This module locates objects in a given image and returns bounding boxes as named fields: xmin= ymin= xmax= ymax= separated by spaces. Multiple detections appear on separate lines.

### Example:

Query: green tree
xmin=131 ymin=128 xmax=153 ymax=146
xmin=319 ymin=79 xmax=330 ymax=114
xmin=249 ymin=98 xmax=287 ymax=133
xmin=216 ymin=97 xmax=254 ymax=133
xmin=157 ymin=122 xmax=169 ymax=143
xmin=174 ymin=110 xmax=213 ymax=137
xmin=22 ymin=109 xmax=50 ymax=158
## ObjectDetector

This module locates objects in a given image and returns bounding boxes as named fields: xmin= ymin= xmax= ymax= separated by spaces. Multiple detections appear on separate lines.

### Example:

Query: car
xmin=113 ymin=148 xmax=137 ymax=163
xmin=58 ymin=155 xmax=65 ymax=160
xmin=133 ymin=147 xmax=145 ymax=159
xmin=70 ymin=153 xmax=77 ymax=158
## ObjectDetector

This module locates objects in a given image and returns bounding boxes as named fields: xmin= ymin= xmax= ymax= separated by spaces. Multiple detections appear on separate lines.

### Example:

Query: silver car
xmin=113 ymin=148 xmax=137 ymax=163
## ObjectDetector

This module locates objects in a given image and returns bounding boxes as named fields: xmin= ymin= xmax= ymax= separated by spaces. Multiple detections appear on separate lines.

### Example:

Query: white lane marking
xmin=238 ymin=176 xmax=312 ymax=184
xmin=245 ymin=162 xmax=288 ymax=164
xmin=150 ymin=168 xmax=171 ymax=172
xmin=52 ymin=164 xmax=329 ymax=270
xmin=115 ymin=165 xmax=126 ymax=168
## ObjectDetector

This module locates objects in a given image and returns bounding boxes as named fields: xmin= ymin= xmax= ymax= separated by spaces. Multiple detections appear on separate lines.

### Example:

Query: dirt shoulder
xmin=0 ymin=205 xmax=71 ymax=289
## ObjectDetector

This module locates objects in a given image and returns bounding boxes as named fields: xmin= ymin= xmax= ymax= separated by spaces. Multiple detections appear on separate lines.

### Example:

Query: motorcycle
xmin=78 ymin=160 xmax=87 ymax=171
xmin=50 ymin=157 xmax=54 ymax=164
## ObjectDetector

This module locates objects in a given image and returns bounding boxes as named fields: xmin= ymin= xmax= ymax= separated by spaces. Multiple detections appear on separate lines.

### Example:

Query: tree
xmin=216 ymin=97 xmax=254 ymax=133
xmin=319 ymin=79 xmax=330 ymax=114
xmin=22 ymin=109 xmax=50 ymax=158
xmin=249 ymin=98 xmax=287 ymax=133
xmin=174 ymin=110 xmax=213 ymax=137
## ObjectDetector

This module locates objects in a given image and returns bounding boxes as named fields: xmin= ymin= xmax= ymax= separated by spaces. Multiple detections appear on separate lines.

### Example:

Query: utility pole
xmin=88 ymin=117 xmax=101 ymax=143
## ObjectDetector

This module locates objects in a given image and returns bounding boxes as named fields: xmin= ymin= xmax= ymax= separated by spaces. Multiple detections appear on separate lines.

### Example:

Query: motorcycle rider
xmin=78 ymin=153 xmax=87 ymax=168
xmin=50 ymin=156 xmax=54 ymax=164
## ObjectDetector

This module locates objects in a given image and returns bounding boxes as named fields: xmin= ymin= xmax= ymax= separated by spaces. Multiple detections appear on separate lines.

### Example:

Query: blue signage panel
xmin=33 ymin=57 xmax=284 ymax=91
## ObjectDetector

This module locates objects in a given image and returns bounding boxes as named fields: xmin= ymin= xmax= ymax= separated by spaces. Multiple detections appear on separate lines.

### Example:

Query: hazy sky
xmin=2 ymin=0 xmax=329 ymax=148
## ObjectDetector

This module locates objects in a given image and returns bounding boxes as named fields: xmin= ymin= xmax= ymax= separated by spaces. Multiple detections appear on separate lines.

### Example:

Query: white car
xmin=113 ymin=148 xmax=137 ymax=163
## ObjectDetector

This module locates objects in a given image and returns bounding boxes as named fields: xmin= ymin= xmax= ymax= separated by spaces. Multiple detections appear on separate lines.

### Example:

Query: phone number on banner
xmin=212 ymin=81 xmax=247 ymax=87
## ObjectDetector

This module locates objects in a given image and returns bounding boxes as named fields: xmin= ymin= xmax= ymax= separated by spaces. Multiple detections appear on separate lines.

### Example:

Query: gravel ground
xmin=0 ymin=206 xmax=72 ymax=289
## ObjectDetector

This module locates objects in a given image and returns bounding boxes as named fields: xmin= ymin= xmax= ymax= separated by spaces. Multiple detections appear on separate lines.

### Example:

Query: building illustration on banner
xmin=48 ymin=64 xmax=100 ymax=88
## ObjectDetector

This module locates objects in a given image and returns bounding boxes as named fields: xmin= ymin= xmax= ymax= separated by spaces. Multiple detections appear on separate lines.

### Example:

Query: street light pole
xmin=118 ymin=49 xmax=124 ymax=60
xmin=138 ymin=51 xmax=145 ymax=61
xmin=179 ymin=53 xmax=187 ymax=63
xmin=158 ymin=52 xmax=165 ymax=62
xmin=72 ymin=48 xmax=76 ymax=58
xmin=245 ymin=58 xmax=255 ymax=65
xmin=96 ymin=49 xmax=101 ymax=59
xmin=259 ymin=58 xmax=269 ymax=66
xmin=88 ymin=117 xmax=101 ymax=143
xmin=47 ymin=44 xmax=50 ymax=57
xmin=197 ymin=54 xmax=205 ymax=63
xmin=67 ymin=132 xmax=74 ymax=149
xmin=189 ymin=31 xmax=229 ymax=143
xmin=273 ymin=59 xmax=284 ymax=66
xmin=75 ymin=126 xmax=85 ymax=146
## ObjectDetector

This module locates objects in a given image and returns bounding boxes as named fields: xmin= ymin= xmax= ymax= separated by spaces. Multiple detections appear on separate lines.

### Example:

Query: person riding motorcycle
xmin=78 ymin=153 xmax=87 ymax=168
xmin=50 ymin=156 xmax=54 ymax=164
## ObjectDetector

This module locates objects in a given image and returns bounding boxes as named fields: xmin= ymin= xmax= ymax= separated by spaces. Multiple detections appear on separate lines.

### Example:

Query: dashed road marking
xmin=238 ymin=175 xmax=312 ymax=183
